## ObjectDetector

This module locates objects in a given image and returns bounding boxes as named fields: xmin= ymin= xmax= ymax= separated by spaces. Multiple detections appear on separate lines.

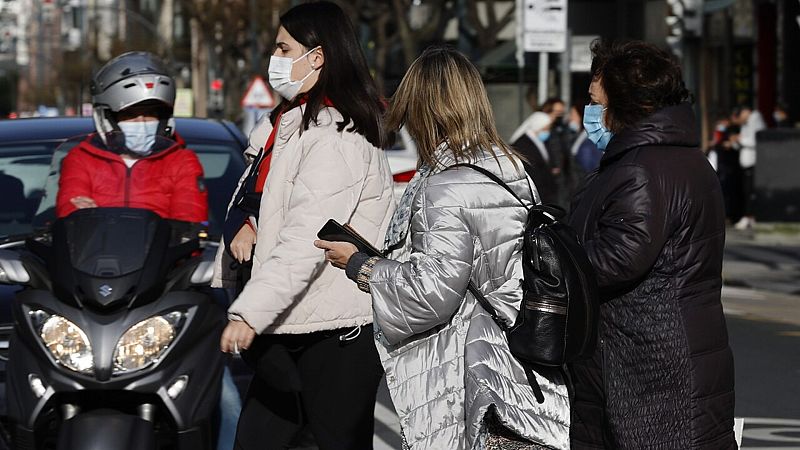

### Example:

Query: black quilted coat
xmin=568 ymin=104 xmax=736 ymax=449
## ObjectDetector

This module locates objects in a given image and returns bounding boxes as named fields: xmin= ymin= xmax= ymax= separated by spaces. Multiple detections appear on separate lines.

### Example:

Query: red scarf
xmin=254 ymin=96 xmax=335 ymax=192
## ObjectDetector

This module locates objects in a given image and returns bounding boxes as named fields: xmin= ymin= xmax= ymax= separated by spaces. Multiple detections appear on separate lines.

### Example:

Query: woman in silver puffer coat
xmin=317 ymin=46 xmax=570 ymax=450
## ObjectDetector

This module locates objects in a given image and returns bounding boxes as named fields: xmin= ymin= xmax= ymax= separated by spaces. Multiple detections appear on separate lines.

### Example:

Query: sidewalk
xmin=723 ymin=225 xmax=800 ymax=297
xmin=722 ymin=286 xmax=800 ymax=327
xmin=726 ymin=223 xmax=800 ymax=246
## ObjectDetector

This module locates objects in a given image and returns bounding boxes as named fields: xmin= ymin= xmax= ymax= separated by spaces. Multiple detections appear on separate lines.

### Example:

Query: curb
xmin=721 ymin=286 xmax=800 ymax=327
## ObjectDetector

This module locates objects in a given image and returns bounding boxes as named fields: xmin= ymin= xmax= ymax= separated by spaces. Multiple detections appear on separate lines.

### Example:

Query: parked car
xmin=0 ymin=117 xmax=247 ymax=366
xmin=385 ymin=128 xmax=418 ymax=199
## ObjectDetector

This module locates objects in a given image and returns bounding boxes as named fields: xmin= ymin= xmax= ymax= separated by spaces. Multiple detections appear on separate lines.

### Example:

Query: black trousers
xmin=234 ymin=324 xmax=383 ymax=450
xmin=741 ymin=167 xmax=755 ymax=217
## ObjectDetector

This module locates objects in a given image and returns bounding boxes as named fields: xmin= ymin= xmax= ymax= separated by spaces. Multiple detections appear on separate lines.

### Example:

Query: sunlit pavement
xmin=1 ymin=232 xmax=798 ymax=450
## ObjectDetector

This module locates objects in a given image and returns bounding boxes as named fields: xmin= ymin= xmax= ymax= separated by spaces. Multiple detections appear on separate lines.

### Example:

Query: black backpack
xmin=450 ymin=164 xmax=600 ymax=402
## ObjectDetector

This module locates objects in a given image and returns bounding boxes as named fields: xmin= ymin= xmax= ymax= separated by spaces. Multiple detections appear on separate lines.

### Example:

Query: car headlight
xmin=38 ymin=314 xmax=94 ymax=374
xmin=113 ymin=311 xmax=184 ymax=374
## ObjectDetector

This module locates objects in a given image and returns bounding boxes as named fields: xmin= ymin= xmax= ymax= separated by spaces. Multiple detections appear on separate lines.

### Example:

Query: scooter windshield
xmin=61 ymin=208 xmax=161 ymax=277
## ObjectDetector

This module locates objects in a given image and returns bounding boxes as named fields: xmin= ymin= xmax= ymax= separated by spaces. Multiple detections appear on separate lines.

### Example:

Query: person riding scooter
xmin=52 ymin=51 xmax=240 ymax=450
xmin=56 ymin=51 xmax=206 ymax=222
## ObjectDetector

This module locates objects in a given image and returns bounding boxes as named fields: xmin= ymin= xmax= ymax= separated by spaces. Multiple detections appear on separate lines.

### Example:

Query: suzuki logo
xmin=98 ymin=285 xmax=113 ymax=297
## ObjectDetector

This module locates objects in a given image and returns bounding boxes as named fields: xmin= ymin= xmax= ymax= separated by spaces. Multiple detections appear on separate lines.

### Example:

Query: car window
xmin=191 ymin=144 xmax=234 ymax=178
xmin=185 ymin=142 xmax=246 ymax=239
xmin=0 ymin=144 xmax=58 ymax=240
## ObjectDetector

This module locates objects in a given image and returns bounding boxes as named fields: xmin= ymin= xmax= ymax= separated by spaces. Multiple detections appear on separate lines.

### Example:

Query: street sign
xmin=522 ymin=0 xmax=568 ymax=53
xmin=241 ymin=76 xmax=275 ymax=109
xmin=174 ymin=88 xmax=194 ymax=117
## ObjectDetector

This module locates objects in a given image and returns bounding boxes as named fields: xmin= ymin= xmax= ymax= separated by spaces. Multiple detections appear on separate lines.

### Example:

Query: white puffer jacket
xmin=213 ymin=105 xmax=395 ymax=334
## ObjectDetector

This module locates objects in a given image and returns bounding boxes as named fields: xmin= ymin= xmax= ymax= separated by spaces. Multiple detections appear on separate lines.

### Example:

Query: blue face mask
xmin=118 ymin=120 xmax=159 ymax=155
xmin=537 ymin=131 xmax=551 ymax=142
xmin=583 ymin=104 xmax=614 ymax=150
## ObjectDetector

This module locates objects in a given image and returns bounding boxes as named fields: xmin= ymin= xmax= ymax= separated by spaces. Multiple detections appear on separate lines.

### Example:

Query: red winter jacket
xmin=56 ymin=133 xmax=208 ymax=223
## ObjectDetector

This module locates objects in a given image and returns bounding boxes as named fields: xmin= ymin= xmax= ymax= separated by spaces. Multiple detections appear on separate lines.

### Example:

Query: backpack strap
xmin=468 ymin=281 xmax=545 ymax=403
xmin=467 ymin=282 xmax=509 ymax=332
xmin=447 ymin=162 xmax=522 ymax=333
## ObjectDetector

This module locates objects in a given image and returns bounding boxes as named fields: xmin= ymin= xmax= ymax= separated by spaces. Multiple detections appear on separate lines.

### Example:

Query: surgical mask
xmin=583 ymin=104 xmax=614 ymax=150
xmin=118 ymin=120 xmax=159 ymax=155
xmin=268 ymin=46 xmax=320 ymax=101
xmin=537 ymin=131 xmax=551 ymax=142
xmin=568 ymin=121 xmax=580 ymax=132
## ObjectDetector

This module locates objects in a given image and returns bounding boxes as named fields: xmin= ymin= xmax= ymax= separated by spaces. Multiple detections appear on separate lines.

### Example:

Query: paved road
xmin=1 ymin=236 xmax=798 ymax=450
xmin=727 ymin=314 xmax=800 ymax=449
xmin=724 ymin=231 xmax=800 ymax=296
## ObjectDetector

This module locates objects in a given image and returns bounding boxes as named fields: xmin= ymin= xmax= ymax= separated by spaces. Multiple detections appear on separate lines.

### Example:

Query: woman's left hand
xmin=314 ymin=240 xmax=358 ymax=269
xmin=220 ymin=320 xmax=256 ymax=354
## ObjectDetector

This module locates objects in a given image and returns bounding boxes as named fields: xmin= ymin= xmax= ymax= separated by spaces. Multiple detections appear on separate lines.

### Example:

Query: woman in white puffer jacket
xmin=214 ymin=2 xmax=395 ymax=448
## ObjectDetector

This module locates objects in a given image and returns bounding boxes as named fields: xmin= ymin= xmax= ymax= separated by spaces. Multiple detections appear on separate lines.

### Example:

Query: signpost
xmin=517 ymin=0 xmax=568 ymax=119
xmin=522 ymin=0 xmax=568 ymax=53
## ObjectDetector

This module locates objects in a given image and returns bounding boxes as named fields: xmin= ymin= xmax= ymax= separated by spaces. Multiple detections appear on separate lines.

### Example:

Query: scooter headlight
xmin=38 ymin=314 xmax=94 ymax=374
xmin=113 ymin=311 xmax=184 ymax=374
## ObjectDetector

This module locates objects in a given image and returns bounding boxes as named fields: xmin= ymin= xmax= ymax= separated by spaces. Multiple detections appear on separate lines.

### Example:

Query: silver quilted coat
xmin=369 ymin=149 xmax=571 ymax=450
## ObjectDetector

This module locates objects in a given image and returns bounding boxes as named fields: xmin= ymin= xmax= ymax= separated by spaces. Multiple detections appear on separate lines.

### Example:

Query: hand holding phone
xmin=316 ymin=219 xmax=383 ymax=257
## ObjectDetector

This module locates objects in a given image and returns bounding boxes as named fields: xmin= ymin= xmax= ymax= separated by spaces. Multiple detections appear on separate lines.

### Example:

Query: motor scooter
xmin=0 ymin=134 xmax=225 ymax=450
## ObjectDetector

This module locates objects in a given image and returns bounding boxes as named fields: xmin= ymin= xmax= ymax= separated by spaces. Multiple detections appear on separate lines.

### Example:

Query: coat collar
xmin=77 ymin=132 xmax=184 ymax=163
xmin=601 ymin=103 xmax=699 ymax=167
xmin=275 ymin=104 xmax=342 ymax=144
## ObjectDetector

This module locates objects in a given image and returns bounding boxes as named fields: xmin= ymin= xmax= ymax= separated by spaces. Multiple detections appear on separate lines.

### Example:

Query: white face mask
xmin=118 ymin=120 xmax=159 ymax=155
xmin=268 ymin=46 xmax=320 ymax=101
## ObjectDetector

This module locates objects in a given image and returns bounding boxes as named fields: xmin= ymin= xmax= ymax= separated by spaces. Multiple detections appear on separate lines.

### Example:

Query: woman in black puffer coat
xmin=568 ymin=39 xmax=736 ymax=449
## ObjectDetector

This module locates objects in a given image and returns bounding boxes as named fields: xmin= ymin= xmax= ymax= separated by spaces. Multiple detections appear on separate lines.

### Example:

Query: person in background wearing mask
xmin=541 ymin=97 xmax=580 ymax=207
xmin=568 ymin=103 xmax=603 ymax=173
xmin=214 ymin=2 xmax=395 ymax=448
xmin=773 ymin=103 xmax=791 ymax=128
xmin=510 ymin=111 xmax=558 ymax=204
xmin=729 ymin=104 xmax=766 ymax=230
xmin=710 ymin=119 xmax=744 ymax=223
xmin=55 ymin=52 xmax=242 ymax=450
xmin=568 ymin=39 xmax=735 ymax=449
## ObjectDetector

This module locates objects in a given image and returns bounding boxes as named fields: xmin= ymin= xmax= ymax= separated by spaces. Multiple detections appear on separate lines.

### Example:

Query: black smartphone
xmin=317 ymin=219 xmax=383 ymax=257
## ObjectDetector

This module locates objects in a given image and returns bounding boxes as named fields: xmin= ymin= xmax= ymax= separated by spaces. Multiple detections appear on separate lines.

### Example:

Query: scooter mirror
xmin=0 ymin=249 xmax=30 ymax=284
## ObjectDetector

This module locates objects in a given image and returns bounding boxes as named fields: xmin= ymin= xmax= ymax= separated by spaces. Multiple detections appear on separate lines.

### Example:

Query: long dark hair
xmin=270 ymin=1 xmax=386 ymax=148
xmin=590 ymin=39 xmax=692 ymax=133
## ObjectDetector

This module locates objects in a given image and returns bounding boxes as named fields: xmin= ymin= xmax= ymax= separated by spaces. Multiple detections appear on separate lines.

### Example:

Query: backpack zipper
xmin=524 ymin=299 xmax=567 ymax=315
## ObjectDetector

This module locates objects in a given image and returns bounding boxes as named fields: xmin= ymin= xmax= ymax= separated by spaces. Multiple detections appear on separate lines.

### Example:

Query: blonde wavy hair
xmin=386 ymin=46 xmax=518 ymax=169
